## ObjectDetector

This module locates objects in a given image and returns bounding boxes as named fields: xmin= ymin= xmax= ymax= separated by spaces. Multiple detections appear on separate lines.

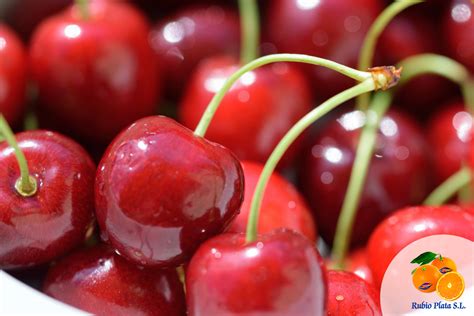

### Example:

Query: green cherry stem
xmin=331 ymin=92 xmax=392 ymax=267
xmin=356 ymin=0 xmax=424 ymax=110
xmin=245 ymin=66 xmax=401 ymax=243
xmin=75 ymin=0 xmax=90 ymax=20
xmin=194 ymin=53 xmax=376 ymax=137
xmin=330 ymin=53 xmax=473 ymax=267
xmin=0 ymin=115 xmax=37 ymax=197
xmin=238 ymin=0 xmax=260 ymax=64
xmin=423 ymin=167 xmax=471 ymax=206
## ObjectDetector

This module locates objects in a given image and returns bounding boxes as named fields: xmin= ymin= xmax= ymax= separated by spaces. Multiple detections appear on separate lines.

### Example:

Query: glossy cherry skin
xmin=300 ymin=109 xmax=432 ymax=248
xmin=327 ymin=248 xmax=373 ymax=285
xmin=0 ymin=24 xmax=27 ymax=128
xmin=179 ymin=56 xmax=312 ymax=165
xmin=367 ymin=205 xmax=474 ymax=288
xmin=30 ymin=1 xmax=159 ymax=146
xmin=266 ymin=0 xmax=381 ymax=101
xmin=0 ymin=131 xmax=95 ymax=270
xmin=43 ymin=244 xmax=186 ymax=316
xmin=444 ymin=0 xmax=474 ymax=72
xmin=427 ymin=102 xmax=472 ymax=184
xmin=228 ymin=161 xmax=317 ymax=242
xmin=186 ymin=229 xmax=327 ymax=316
xmin=377 ymin=8 xmax=458 ymax=117
xmin=327 ymin=270 xmax=380 ymax=316
xmin=95 ymin=116 xmax=244 ymax=268
xmin=150 ymin=5 xmax=240 ymax=99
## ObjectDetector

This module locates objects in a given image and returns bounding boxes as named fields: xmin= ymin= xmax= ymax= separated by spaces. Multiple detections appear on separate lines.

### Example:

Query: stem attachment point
xmin=15 ymin=175 xmax=38 ymax=197
xmin=370 ymin=66 xmax=402 ymax=91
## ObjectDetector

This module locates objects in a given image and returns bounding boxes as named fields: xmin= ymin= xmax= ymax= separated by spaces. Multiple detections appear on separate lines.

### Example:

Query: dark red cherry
xmin=43 ymin=244 xmax=186 ymax=316
xmin=367 ymin=205 xmax=474 ymax=288
xmin=150 ymin=5 xmax=240 ymax=99
xmin=30 ymin=0 xmax=159 ymax=146
xmin=0 ymin=24 xmax=27 ymax=128
xmin=444 ymin=0 xmax=474 ymax=72
xmin=228 ymin=161 xmax=317 ymax=242
xmin=0 ymin=130 xmax=95 ymax=270
xmin=300 ymin=109 xmax=432 ymax=248
xmin=95 ymin=116 xmax=244 ymax=268
xmin=266 ymin=0 xmax=382 ymax=101
xmin=327 ymin=248 xmax=373 ymax=285
xmin=427 ymin=102 xmax=472 ymax=184
xmin=326 ymin=270 xmax=381 ymax=316
xmin=179 ymin=56 xmax=312 ymax=166
xmin=377 ymin=7 xmax=458 ymax=118
xmin=186 ymin=229 xmax=327 ymax=316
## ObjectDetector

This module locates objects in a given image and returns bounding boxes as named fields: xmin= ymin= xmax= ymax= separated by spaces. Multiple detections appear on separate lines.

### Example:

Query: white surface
xmin=0 ymin=271 xmax=89 ymax=316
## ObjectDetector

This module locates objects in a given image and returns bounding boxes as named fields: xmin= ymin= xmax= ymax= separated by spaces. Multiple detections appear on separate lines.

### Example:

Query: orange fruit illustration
xmin=436 ymin=272 xmax=465 ymax=301
xmin=431 ymin=256 xmax=457 ymax=274
xmin=412 ymin=264 xmax=441 ymax=293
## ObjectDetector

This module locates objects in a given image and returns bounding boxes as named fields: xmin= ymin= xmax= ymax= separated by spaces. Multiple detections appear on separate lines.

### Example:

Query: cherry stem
xmin=194 ymin=53 xmax=374 ymax=137
xmin=331 ymin=53 xmax=473 ymax=267
xmin=331 ymin=91 xmax=392 ymax=267
xmin=238 ymin=0 xmax=260 ymax=64
xmin=0 ymin=115 xmax=37 ymax=197
xmin=356 ymin=0 xmax=424 ymax=110
xmin=75 ymin=0 xmax=90 ymax=20
xmin=423 ymin=167 xmax=471 ymax=206
xmin=245 ymin=65 xmax=401 ymax=243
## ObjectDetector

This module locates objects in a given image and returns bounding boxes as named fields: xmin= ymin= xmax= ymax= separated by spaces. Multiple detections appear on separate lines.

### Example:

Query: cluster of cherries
xmin=1 ymin=0 xmax=474 ymax=315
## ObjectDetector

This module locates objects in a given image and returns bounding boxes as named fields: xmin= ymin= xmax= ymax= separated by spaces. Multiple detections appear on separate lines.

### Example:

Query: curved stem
xmin=75 ymin=0 xmax=90 ymax=20
xmin=246 ymin=80 xmax=377 ymax=242
xmin=330 ymin=53 xmax=473 ymax=265
xmin=356 ymin=0 xmax=424 ymax=110
xmin=423 ymin=167 xmax=471 ymax=206
xmin=461 ymin=78 xmax=474 ymax=114
xmin=238 ymin=0 xmax=260 ymax=64
xmin=194 ymin=54 xmax=374 ymax=137
xmin=331 ymin=92 xmax=392 ymax=267
xmin=0 ymin=115 xmax=37 ymax=197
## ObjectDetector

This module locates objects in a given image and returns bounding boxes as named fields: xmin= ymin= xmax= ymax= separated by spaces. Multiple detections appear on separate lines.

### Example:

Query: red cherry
xmin=444 ymin=0 xmax=474 ymax=72
xmin=300 ymin=109 xmax=432 ymax=248
xmin=0 ymin=131 xmax=95 ymax=270
xmin=427 ymin=102 xmax=472 ymax=184
xmin=327 ymin=248 xmax=374 ymax=285
xmin=95 ymin=116 xmax=244 ymax=268
xmin=266 ymin=0 xmax=382 ymax=100
xmin=0 ymin=24 xmax=27 ymax=128
xmin=367 ymin=205 xmax=474 ymax=288
xmin=228 ymin=160 xmax=317 ymax=242
xmin=377 ymin=7 xmax=458 ymax=117
xmin=186 ymin=229 xmax=327 ymax=316
xmin=150 ymin=5 xmax=240 ymax=99
xmin=43 ymin=244 xmax=186 ymax=316
xmin=179 ymin=56 xmax=312 ymax=166
xmin=326 ymin=270 xmax=381 ymax=316
xmin=29 ymin=1 xmax=159 ymax=145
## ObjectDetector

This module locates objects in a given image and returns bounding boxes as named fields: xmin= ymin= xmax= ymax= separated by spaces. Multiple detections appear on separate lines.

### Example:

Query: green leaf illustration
xmin=410 ymin=251 xmax=438 ymax=265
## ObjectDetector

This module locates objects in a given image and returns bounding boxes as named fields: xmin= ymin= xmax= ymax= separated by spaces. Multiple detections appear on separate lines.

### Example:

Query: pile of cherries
xmin=1 ymin=0 xmax=474 ymax=315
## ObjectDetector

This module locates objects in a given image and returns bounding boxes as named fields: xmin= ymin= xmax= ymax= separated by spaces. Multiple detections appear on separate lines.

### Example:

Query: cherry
xmin=427 ymin=102 xmax=472 ymax=184
xmin=327 ymin=248 xmax=373 ymax=285
xmin=377 ymin=7 xmax=458 ymax=117
xmin=326 ymin=270 xmax=381 ymax=316
xmin=43 ymin=244 xmax=186 ymax=316
xmin=95 ymin=116 xmax=244 ymax=268
xmin=266 ymin=0 xmax=382 ymax=101
xmin=0 ymin=130 xmax=95 ymax=270
xmin=367 ymin=205 xmax=474 ymax=288
xmin=179 ymin=56 xmax=312 ymax=165
xmin=0 ymin=24 xmax=27 ymax=128
xmin=300 ymin=109 xmax=432 ymax=248
xmin=150 ymin=4 xmax=240 ymax=99
xmin=29 ymin=0 xmax=159 ymax=146
xmin=186 ymin=229 xmax=327 ymax=315
xmin=444 ymin=0 xmax=474 ymax=72
xmin=228 ymin=160 xmax=317 ymax=242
